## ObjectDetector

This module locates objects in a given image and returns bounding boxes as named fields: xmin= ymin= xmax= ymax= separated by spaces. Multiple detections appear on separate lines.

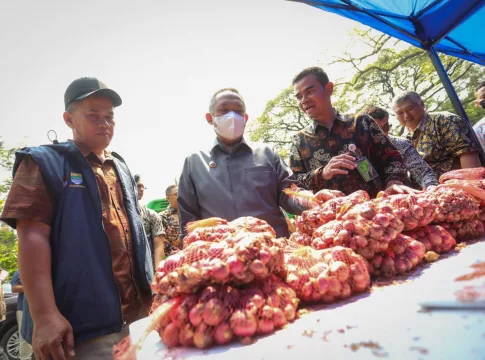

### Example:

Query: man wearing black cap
xmin=1 ymin=77 xmax=153 ymax=359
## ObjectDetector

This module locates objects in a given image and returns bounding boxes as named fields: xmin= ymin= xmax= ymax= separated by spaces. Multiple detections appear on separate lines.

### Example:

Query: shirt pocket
xmin=244 ymin=166 xmax=275 ymax=189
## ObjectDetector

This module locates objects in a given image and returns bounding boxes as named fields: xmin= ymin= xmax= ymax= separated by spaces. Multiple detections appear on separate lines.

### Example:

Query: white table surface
xmin=130 ymin=240 xmax=485 ymax=360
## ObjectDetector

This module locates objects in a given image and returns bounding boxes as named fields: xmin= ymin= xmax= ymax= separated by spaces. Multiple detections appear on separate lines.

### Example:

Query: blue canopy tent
xmin=288 ymin=0 xmax=485 ymax=161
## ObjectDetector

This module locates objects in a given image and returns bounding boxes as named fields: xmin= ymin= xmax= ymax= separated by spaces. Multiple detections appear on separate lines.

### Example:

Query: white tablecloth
xmin=130 ymin=240 xmax=485 ymax=360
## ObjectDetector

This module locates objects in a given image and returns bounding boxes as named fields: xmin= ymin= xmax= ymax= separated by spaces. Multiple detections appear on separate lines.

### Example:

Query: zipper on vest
xmin=101 ymin=215 xmax=126 ymax=330
xmin=81 ymin=156 xmax=125 ymax=330
xmin=118 ymin=181 xmax=144 ymax=311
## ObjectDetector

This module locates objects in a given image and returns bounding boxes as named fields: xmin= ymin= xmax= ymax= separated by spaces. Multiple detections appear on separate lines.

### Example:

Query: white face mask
xmin=212 ymin=111 xmax=246 ymax=140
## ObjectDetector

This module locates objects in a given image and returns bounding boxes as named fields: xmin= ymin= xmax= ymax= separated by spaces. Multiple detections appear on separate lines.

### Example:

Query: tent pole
xmin=426 ymin=47 xmax=485 ymax=164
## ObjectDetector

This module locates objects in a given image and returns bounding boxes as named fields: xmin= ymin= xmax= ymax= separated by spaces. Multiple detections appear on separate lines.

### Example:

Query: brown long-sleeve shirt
xmin=1 ymin=143 xmax=147 ymax=325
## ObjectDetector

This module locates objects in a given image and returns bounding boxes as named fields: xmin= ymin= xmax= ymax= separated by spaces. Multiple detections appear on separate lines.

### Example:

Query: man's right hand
xmin=322 ymin=153 xmax=356 ymax=180
xmin=32 ymin=311 xmax=75 ymax=360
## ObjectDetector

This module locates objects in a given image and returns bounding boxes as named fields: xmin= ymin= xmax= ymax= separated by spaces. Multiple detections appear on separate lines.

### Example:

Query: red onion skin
xmin=179 ymin=324 xmax=195 ymax=347
xmin=272 ymin=308 xmax=288 ymax=327
xmin=193 ymin=324 xmax=214 ymax=349
xmin=258 ymin=318 xmax=275 ymax=334
xmin=189 ymin=303 xmax=204 ymax=327
xmin=213 ymin=322 xmax=233 ymax=345
xmin=161 ymin=323 xmax=180 ymax=348
xmin=203 ymin=298 xmax=227 ymax=326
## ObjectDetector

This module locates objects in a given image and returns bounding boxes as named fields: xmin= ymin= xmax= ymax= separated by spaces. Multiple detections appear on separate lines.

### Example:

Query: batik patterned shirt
xmin=473 ymin=116 xmax=485 ymax=153
xmin=139 ymin=205 xmax=165 ymax=256
xmin=404 ymin=112 xmax=478 ymax=178
xmin=160 ymin=206 xmax=180 ymax=255
xmin=289 ymin=111 xmax=407 ymax=198
xmin=389 ymin=135 xmax=438 ymax=189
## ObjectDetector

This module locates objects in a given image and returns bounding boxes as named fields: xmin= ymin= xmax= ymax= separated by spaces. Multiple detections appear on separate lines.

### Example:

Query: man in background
xmin=359 ymin=105 xmax=438 ymax=190
xmin=393 ymin=91 xmax=481 ymax=178
xmin=10 ymin=270 xmax=33 ymax=360
xmin=473 ymin=81 xmax=485 ymax=152
xmin=135 ymin=174 xmax=167 ymax=267
xmin=160 ymin=185 xmax=181 ymax=255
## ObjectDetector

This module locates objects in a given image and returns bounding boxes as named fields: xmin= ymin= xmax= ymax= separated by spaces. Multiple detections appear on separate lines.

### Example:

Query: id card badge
xmin=355 ymin=156 xmax=379 ymax=182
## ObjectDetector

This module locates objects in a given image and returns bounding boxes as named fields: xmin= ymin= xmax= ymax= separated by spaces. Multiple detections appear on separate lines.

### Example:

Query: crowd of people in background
xmin=0 ymin=69 xmax=484 ymax=360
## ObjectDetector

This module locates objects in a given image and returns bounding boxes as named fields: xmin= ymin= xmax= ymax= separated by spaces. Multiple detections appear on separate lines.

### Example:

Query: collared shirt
xmin=389 ymin=135 xmax=438 ymax=189
xmin=404 ymin=112 xmax=478 ymax=178
xmin=160 ymin=206 xmax=180 ymax=255
xmin=10 ymin=271 xmax=24 ymax=311
xmin=0 ymin=141 xmax=147 ymax=325
xmin=289 ymin=112 xmax=407 ymax=198
xmin=139 ymin=205 xmax=165 ymax=257
xmin=473 ymin=116 xmax=485 ymax=153
xmin=178 ymin=138 xmax=305 ymax=240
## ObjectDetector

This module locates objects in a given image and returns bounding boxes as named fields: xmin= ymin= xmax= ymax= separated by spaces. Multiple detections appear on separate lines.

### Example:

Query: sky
xmin=0 ymin=0 xmax=362 ymax=204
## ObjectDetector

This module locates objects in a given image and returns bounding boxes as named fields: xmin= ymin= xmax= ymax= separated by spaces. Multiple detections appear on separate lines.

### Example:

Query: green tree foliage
xmin=334 ymin=28 xmax=485 ymax=133
xmin=248 ymin=28 xmax=485 ymax=152
xmin=0 ymin=140 xmax=16 ymax=211
xmin=0 ymin=227 xmax=18 ymax=277
xmin=247 ymin=86 xmax=311 ymax=159
xmin=0 ymin=139 xmax=18 ymax=277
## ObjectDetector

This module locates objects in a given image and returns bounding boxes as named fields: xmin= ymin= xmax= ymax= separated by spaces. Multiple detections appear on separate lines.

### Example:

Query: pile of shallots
xmin=148 ymin=217 xmax=299 ymax=349
xmin=152 ymin=231 xmax=284 ymax=297
xmin=286 ymin=168 xmax=485 ymax=279
xmin=367 ymin=234 xmax=426 ymax=277
xmin=427 ymin=171 xmax=485 ymax=241
xmin=404 ymin=225 xmax=456 ymax=254
xmin=283 ymin=245 xmax=370 ymax=303
xmin=114 ymin=168 xmax=485 ymax=358
xmin=156 ymin=275 xmax=298 ymax=349
xmin=312 ymin=201 xmax=405 ymax=260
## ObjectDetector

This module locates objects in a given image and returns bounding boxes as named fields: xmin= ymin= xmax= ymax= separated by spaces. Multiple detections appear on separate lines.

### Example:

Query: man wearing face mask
xmin=177 ymin=88 xmax=307 ymax=242
xmin=473 ymin=82 xmax=485 ymax=152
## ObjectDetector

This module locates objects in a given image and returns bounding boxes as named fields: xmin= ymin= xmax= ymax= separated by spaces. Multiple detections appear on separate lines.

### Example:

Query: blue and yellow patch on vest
xmin=71 ymin=172 xmax=83 ymax=185
xmin=69 ymin=172 xmax=86 ymax=188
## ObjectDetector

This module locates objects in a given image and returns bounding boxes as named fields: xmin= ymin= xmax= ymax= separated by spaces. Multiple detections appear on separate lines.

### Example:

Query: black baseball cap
xmin=64 ymin=77 xmax=122 ymax=110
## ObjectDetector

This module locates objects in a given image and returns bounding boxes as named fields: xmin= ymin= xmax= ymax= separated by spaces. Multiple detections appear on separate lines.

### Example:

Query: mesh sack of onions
xmin=114 ymin=276 xmax=299 ymax=359
xmin=157 ymin=275 xmax=298 ymax=349
xmin=296 ymin=191 xmax=370 ymax=235
xmin=438 ymin=219 xmax=485 ymax=241
xmin=283 ymin=246 xmax=370 ymax=303
xmin=425 ymin=187 xmax=480 ymax=223
xmin=373 ymin=192 xmax=437 ymax=230
xmin=403 ymin=225 xmax=456 ymax=253
xmin=183 ymin=217 xmax=276 ymax=248
xmin=152 ymin=231 xmax=284 ymax=297
xmin=288 ymin=231 xmax=312 ymax=246
xmin=439 ymin=168 xmax=485 ymax=184
xmin=312 ymin=203 xmax=404 ymax=260
xmin=367 ymin=234 xmax=426 ymax=278
xmin=478 ymin=206 xmax=485 ymax=223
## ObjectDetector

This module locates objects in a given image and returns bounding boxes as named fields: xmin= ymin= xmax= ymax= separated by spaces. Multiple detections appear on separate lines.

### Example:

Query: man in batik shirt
xmin=473 ymin=82 xmax=485 ymax=152
xmin=359 ymin=106 xmax=438 ymax=190
xmin=289 ymin=67 xmax=413 ymax=198
xmin=135 ymin=174 xmax=167 ymax=268
xmin=393 ymin=91 xmax=481 ymax=178
xmin=160 ymin=184 xmax=181 ymax=255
